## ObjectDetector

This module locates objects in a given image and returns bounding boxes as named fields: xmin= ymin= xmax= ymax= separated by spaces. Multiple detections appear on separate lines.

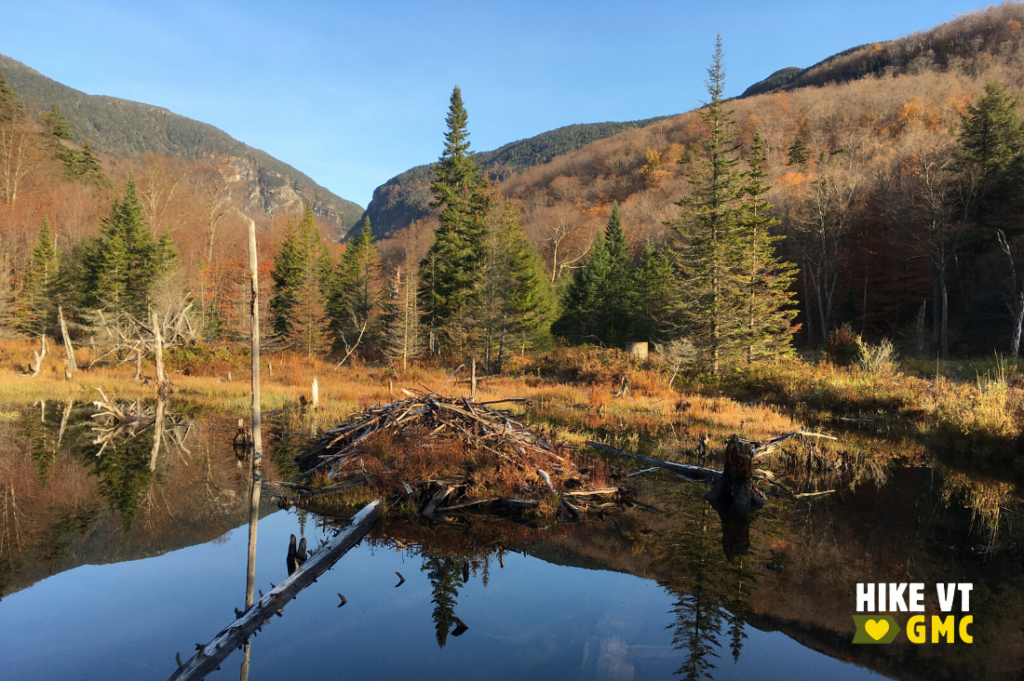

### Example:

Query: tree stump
xmin=705 ymin=435 xmax=764 ymax=514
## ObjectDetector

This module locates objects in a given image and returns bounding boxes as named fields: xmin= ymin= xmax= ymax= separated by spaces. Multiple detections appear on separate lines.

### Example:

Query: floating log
xmin=166 ymin=500 xmax=381 ymax=681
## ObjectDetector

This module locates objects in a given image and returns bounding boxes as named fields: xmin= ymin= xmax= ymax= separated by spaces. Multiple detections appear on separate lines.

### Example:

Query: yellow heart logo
xmin=864 ymin=619 xmax=889 ymax=641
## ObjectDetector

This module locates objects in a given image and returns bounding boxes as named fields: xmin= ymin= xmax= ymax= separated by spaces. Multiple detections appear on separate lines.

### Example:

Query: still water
xmin=0 ymin=399 xmax=1020 ymax=680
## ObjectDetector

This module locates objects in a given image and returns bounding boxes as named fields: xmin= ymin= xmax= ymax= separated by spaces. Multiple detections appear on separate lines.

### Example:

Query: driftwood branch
xmin=166 ymin=500 xmax=381 ymax=681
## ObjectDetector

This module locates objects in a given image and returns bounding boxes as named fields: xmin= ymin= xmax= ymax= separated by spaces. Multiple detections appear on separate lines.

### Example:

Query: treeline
xmin=12 ymin=6 xmax=1024 ymax=372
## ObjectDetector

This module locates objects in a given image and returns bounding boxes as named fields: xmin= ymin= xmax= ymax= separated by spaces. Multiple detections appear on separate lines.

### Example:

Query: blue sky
xmin=0 ymin=0 xmax=1000 ymax=207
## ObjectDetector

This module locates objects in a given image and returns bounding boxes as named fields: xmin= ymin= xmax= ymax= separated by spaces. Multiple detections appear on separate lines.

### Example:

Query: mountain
xmin=742 ymin=4 xmax=1024 ymax=97
xmin=0 ymin=53 xmax=363 ymax=230
xmin=356 ymin=116 xmax=670 ymax=240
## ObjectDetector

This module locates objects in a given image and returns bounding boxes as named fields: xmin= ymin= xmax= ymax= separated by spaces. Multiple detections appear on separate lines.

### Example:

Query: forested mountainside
xmin=357 ymin=117 xmax=669 ymax=240
xmin=743 ymin=3 xmax=1024 ymax=96
xmin=0 ymin=53 xmax=363 ymax=230
xmin=373 ymin=2 xmax=1024 ymax=356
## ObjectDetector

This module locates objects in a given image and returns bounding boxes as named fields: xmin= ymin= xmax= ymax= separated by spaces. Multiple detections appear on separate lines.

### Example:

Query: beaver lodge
xmin=282 ymin=393 xmax=634 ymax=520
xmin=278 ymin=380 xmax=848 ymax=523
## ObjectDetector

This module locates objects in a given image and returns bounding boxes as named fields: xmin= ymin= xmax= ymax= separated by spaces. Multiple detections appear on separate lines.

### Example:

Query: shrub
xmin=856 ymin=338 xmax=898 ymax=375
xmin=826 ymin=324 xmax=860 ymax=366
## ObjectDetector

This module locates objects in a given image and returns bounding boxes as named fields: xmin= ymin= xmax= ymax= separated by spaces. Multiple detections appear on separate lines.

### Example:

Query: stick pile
xmin=290 ymin=394 xmax=626 ymax=518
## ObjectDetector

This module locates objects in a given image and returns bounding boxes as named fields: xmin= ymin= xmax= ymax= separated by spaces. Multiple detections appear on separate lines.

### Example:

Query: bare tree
xmin=0 ymin=120 xmax=38 ymax=205
xmin=797 ymin=160 xmax=860 ymax=341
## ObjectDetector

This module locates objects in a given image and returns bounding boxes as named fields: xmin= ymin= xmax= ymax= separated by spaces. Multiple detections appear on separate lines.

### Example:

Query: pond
xmin=0 ymin=398 xmax=1020 ymax=681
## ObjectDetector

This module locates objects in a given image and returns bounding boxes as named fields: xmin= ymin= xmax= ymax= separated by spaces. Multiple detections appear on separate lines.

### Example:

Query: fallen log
xmin=585 ymin=441 xmax=721 ymax=483
xmin=166 ymin=500 xmax=381 ymax=681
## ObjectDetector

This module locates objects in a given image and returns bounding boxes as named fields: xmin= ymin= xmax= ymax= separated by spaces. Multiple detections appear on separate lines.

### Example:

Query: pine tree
xmin=786 ymin=138 xmax=808 ymax=166
xmin=739 ymin=132 xmax=798 ymax=362
xmin=419 ymin=86 xmax=490 ymax=356
xmin=333 ymin=217 xmax=384 ymax=357
xmin=86 ymin=173 xmax=176 ymax=316
xmin=667 ymin=37 xmax=747 ymax=374
xmin=18 ymin=218 xmax=59 ymax=334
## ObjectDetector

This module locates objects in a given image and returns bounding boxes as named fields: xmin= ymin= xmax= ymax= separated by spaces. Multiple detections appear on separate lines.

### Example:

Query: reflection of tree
xmin=422 ymin=554 xmax=463 ymax=648
xmin=653 ymin=485 xmax=762 ymax=681
xmin=41 ymin=508 xmax=99 ymax=574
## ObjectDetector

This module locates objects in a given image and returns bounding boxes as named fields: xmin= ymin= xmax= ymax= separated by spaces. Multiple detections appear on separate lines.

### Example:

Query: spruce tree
xmin=786 ymin=138 xmax=808 ymax=166
xmin=270 ymin=203 xmax=333 ymax=345
xmin=18 ymin=218 xmax=59 ymax=334
xmin=0 ymin=71 xmax=24 ymax=123
xmin=87 ymin=173 xmax=176 ymax=316
xmin=629 ymin=241 xmax=676 ymax=343
xmin=477 ymin=199 xmax=554 ymax=367
xmin=419 ymin=86 xmax=490 ymax=356
xmin=596 ymin=202 xmax=633 ymax=346
xmin=739 ymin=132 xmax=798 ymax=362
xmin=666 ymin=36 xmax=747 ymax=374
xmin=956 ymin=81 xmax=1024 ymax=221
xmin=333 ymin=217 xmax=384 ymax=356
xmin=554 ymin=229 xmax=609 ymax=345
xmin=289 ymin=258 xmax=332 ymax=358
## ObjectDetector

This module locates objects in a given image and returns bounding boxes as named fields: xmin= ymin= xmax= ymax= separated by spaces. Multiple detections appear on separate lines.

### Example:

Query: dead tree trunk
xmin=150 ymin=308 xmax=166 ymax=393
xmin=705 ymin=435 xmax=764 ymax=514
xmin=26 ymin=335 xmax=47 ymax=377
xmin=58 ymin=305 xmax=76 ymax=374
xmin=166 ymin=500 xmax=381 ymax=681
xmin=246 ymin=216 xmax=264 ymax=609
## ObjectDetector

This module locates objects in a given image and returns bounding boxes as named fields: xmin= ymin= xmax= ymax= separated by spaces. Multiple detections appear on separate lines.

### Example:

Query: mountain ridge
xmin=0 ymin=53 xmax=364 ymax=231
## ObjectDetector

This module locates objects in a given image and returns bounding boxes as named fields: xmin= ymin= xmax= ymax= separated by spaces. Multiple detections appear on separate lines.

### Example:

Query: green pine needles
xmin=667 ymin=36 xmax=796 ymax=373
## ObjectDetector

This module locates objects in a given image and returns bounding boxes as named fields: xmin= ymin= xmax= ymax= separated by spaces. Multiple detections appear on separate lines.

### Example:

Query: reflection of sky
xmin=0 ymin=511 xmax=887 ymax=681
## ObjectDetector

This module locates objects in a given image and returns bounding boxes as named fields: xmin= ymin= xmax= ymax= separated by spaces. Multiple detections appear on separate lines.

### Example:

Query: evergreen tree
xmin=63 ymin=140 xmax=110 ymax=187
xmin=477 ymin=198 xmax=554 ymax=368
xmin=86 ymin=173 xmax=176 ymax=316
xmin=289 ymin=257 xmax=332 ymax=358
xmin=786 ymin=137 xmax=808 ymax=166
xmin=667 ymin=37 xmax=748 ymax=374
xmin=553 ymin=228 xmax=609 ymax=344
xmin=422 ymin=554 xmax=463 ymax=649
xmin=596 ymin=202 xmax=633 ymax=346
xmin=629 ymin=241 xmax=676 ymax=343
xmin=18 ymin=218 xmax=59 ymax=334
xmin=39 ymin=104 xmax=72 ymax=141
xmin=739 ymin=131 xmax=798 ymax=362
xmin=419 ymin=86 xmax=490 ymax=356
xmin=956 ymin=80 xmax=1024 ymax=221
xmin=270 ymin=203 xmax=332 ymax=345
xmin=0 ymin=71 xmax=24 ymax=123
xmin=333 ymin=217 xmax=384 ymax=356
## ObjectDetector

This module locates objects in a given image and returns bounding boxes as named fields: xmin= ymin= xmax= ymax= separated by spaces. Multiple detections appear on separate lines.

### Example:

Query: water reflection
xmin=0 ymin=399 xmax=1022 ymax=680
